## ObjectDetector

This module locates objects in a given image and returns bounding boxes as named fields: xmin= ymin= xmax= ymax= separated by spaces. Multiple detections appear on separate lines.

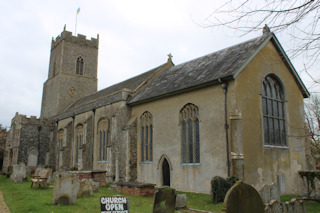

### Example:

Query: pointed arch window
xmin=180 ymin=103 xmax=200 ymax=164
xmin=140 ymin=112 xmax=153 ymax=162
xmin=98 ymin=118 xmax=109 ymax=162
xmin=75 ymin=124 xmax=83 ymax=165
xmin=57 ymin=129 xmax=64 ymax=166
xmin=76 ymin=56 xmax=84 ymax=75
xmin=262 ymin=75 xmax=286 ymax=146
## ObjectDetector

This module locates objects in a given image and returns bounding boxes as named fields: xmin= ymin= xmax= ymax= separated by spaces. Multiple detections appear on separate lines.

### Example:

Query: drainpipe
xmin=92 ymin=108 xmax=96 ymax=169
xmin=219 ymin=79 xmax=231 ymax=177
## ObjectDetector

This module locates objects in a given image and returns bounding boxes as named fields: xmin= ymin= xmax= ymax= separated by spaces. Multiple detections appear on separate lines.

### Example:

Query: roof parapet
xmin=51 ymin=25 xmax=99 ymax=50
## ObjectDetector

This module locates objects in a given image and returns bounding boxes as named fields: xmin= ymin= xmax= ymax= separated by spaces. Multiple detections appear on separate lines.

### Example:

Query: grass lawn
xmin=0 ymin=175 xmax=319 ymax=213
xmin=0 ymin=175 xmax=221 ymax=213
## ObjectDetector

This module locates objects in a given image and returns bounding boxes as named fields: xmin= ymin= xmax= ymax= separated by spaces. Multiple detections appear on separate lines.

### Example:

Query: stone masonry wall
xmin=111 ymin=105 xmax=132 ymax=182
xmin=83 ymin=116 xmax=93 ymax=170
xmin=128 ymin=119 xmax=137 ymax=181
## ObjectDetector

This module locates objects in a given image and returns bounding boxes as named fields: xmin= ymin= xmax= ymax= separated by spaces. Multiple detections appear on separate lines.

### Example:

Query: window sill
xmin=264 ymin=145 xmax=289 ymax=149
xmin=97 ymin=161 xmax=108 ymax=164
xmin=140 ymin=161 xmax=153 ymax=164
xmin=181 ymin=163 xmax=200 ymax=166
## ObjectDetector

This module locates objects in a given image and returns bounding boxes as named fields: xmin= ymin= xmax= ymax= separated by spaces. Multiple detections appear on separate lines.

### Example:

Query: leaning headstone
xmin=175 ymin=194 xmax=187 ymax=209
xmin=265 ymin=200 xmax=282 ymax=213
xmin=152 ymin=186 xmax=176 ymax=213
xmin=10 ymin=163 xmax=27 ymax=183
xmin=259 ymin=183 xmax=280 ymax=204
xmin=77 ymin=178 xmax=93 ymax=197
xmin=221 ymin=181 xmax=265 ymax=213
xmin=270 ymin=183 xmax=280 ymax=202
xmin=259 ymin=185 xmax=270 ymax=204
xmin=53 ymin=172 xmax=80 ymax=205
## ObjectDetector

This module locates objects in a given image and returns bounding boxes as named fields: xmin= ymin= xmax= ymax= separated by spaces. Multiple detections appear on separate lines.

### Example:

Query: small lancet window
xmin=76 ymin=56 xmax=84 ymax=75
xmin=98 ymin=118 xmax=109 ymax=162
xmin=140 ymin=112 xmax=153 ymax=162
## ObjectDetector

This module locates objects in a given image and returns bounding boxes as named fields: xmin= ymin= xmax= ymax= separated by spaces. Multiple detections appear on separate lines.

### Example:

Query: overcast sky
xmin=0 ymin=0 xmax=318 ymax=128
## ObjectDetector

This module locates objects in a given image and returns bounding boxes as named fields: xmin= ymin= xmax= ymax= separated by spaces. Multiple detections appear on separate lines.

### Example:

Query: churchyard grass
xmin=1 ymin=175 xmax=319 ymax=213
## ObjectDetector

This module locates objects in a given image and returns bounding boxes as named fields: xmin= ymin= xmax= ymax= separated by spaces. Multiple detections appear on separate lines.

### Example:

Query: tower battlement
xmin=51 ymin=26 xmax=99 ymax=50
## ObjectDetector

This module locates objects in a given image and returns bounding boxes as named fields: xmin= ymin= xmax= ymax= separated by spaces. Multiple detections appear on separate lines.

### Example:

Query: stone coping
xmin=116 ymin=181 xmax=156 ymax=188
xmin=68 ymin=170 xmax=107 ymax=174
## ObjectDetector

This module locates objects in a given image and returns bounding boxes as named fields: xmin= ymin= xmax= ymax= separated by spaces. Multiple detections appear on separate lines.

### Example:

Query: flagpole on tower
xmin=75 ymin=8 xmax=80 ymax=35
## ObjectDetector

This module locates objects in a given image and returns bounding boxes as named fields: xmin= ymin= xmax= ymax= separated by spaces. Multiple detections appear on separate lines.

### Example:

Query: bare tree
xmin=305 ymin=95 xmax=320 ymax=162
xmin=206 ymin=0 xmax=320 ymax=72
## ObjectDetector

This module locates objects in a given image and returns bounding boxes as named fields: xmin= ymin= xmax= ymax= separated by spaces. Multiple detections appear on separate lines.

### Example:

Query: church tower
xmin=41 ymin=26 xmax=99 ymax=118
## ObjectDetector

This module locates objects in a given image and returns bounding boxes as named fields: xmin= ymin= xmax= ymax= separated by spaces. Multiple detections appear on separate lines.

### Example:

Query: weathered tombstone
xmin=53 ymin=172 xmax=80 ymax=205
xmin=175 ymin=194 xmax=187 ymax=209
xmin=259 ymin=183 xmax=280 ymax=204
xmin=152 ymin=186 xmax=176 ymax=213
xmin=77 ymin=178 xmax=93 ymax=197
xmin=10 ymin=163 xmax=27 ymax=183
xmin=259 ymin=184 xmax=270 ymax=204
xmin=221 ymin=181 xmax=265 ymax=213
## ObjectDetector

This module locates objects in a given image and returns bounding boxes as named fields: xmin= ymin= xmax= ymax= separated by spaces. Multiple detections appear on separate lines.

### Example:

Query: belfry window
xmin=180 ymin=103 xmax=200 ymax=164
xmin=76 ymin=56 xmax=84 ymax=75
xmin=140 ymin=112 xmax=153 ymax=162
xmin=262 ymin=75 xmax=286 ymax=146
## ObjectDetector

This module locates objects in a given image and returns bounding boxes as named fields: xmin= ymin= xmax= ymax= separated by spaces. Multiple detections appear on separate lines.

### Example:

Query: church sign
xmin=101 ymin=197 xmax=129 ymax=213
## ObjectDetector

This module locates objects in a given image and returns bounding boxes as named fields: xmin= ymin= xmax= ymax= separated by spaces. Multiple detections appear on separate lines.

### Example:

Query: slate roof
xmin=53 ymin=63 xmax=168 ymax=120
xmin=128 ymin=33 xmax=309 ymax=105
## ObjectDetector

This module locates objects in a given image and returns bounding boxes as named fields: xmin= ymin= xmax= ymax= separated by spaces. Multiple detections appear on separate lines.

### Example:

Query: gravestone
xmin=53 ymin=172 xmax=80 ymax=205
xmin=10 ymin=163 xmax=27 ymax=183
xmin=175 ymin=194 xmax=187 ymax=209
xmin=259 ymin=183 xmax=280 ymax=204
xmin=221 ymin=181 xmax=265 ymax=213
xmin=152 ymin=186 xmax=176 ymax=213
xmin=265 ymin=198 xmax=307 ymax=213
xmin=77 ymin=178 xmax=94 ymax=197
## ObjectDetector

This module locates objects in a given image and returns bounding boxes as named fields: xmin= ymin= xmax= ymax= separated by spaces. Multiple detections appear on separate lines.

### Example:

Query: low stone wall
xmin=116 ymin=182 xmax=155 ymax=197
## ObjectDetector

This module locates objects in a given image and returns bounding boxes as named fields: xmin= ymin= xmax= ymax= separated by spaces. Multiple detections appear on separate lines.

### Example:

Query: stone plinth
xmin=116 ymin=182 xmax=156 ymax=197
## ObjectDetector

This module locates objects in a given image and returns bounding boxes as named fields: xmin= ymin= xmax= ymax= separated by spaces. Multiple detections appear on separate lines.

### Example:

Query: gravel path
xmin=0 ymin=192 xmax=10 ymax=213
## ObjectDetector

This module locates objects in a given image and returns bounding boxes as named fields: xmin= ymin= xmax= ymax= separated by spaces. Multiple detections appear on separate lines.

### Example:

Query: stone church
xmin=2 ymin=26 xmax=310 ymax=194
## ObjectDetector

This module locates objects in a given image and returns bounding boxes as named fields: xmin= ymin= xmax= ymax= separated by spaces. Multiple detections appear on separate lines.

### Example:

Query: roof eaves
xmin=128 ymin=75 xmax=233 ymax=106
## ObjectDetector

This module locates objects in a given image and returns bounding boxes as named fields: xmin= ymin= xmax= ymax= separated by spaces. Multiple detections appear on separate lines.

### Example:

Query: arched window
xmin=98 ymin=118 xmax=109 ymax=161
xmin=75 ymin=124 xmax=83 ymax=164
xmin=262 ymin=75 xmax=286 ymax=146
xmin=57 ymin=129 xmax=64 ymax=166
xmin=140 ymin=112 xmax=153 ymax=162
xmin=180 ymin=103 xmax=200 ymax=164
xmin=76 ymin=56 xmax=84 ymax=75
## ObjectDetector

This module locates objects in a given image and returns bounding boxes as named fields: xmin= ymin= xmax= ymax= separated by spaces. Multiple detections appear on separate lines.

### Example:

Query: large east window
xmin=180 ymin=103 xmax=200 ymax=164
xmin=262 ymin=75 xmax=286 ymax=146
xmin=140 ymin=112 xmax=153 ymax=162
